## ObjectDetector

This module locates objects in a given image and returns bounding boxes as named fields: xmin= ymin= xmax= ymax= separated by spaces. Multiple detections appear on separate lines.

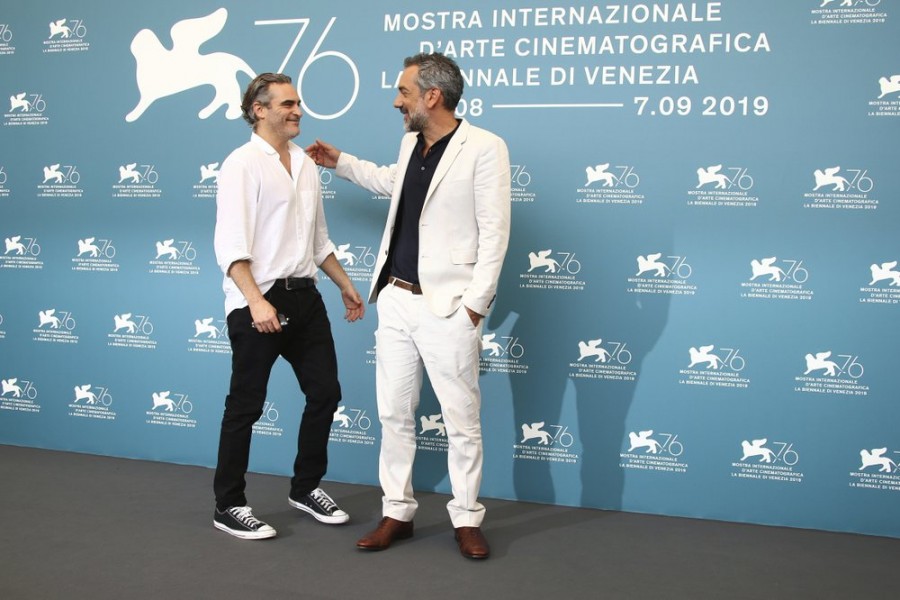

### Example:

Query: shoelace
xmin=310 ymin=489 xmax=338 ymax=513
xmin=230 ymin=506 xmax=264 ymax=527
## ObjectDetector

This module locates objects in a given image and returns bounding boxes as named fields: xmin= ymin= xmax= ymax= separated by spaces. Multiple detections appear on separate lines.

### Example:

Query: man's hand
xmin=249 ymin=298 xmax=282 ymax=333
xmin=305 ymin=139 xmax=341 ymax=168
xmin=318 ymin=253 xmax=364 ymax=323
xmin=465 ymin=306 xmax=483 ymax=327
xmin=341 ymin=285 xmax=365 ymax=323
xmin=228 ymin=260 xmax=282 ymax=333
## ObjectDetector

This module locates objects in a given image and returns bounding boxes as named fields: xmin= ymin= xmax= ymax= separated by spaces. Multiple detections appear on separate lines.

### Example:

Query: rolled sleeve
xmin=214 ymin=156 xmax=258 ymax=275
xmin=313 ymin=194 xmax=337 ymax=265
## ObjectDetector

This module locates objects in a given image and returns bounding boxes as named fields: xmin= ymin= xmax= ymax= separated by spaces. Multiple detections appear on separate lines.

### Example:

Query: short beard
xmin=405 ymin=108 xmax=428 ymax=132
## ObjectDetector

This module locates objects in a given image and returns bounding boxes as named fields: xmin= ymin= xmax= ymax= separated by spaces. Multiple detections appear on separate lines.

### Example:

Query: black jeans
xmin=213 ymin=283 xmax=341 ymax=510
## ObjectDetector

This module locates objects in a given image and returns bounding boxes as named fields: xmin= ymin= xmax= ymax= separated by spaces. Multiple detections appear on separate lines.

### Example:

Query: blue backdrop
xmin=2 ymin=0 xmax=899 ymax=538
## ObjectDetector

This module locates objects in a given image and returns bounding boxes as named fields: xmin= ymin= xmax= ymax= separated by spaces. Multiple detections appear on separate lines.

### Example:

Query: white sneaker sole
xmin=213 ymin=519 xmax=277 ymax=539
xmin=288 ymin=497 xmax=350 ymax=524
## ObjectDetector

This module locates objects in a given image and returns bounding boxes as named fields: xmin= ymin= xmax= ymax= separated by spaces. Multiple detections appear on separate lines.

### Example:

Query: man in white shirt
xmin=212 ymin=73 xmax=365 ymax=540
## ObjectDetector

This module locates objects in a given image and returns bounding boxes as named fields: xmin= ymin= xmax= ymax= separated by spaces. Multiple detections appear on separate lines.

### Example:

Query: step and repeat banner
xmin=2 ymin=1 xmax=899 ymax=538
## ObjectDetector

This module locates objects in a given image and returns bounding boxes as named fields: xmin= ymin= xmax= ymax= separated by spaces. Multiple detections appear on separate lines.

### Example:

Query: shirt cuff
xmin=218 ymin=253 xmax=253 ymax=276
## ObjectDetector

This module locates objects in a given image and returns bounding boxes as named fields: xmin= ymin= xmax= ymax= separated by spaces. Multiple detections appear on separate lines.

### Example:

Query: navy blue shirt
xmin=388 ymin=122 xmax=460 ymax=285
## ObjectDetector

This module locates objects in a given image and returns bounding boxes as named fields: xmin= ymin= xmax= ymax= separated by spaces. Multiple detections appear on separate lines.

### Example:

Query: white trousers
xmin=375 ymin=283 xmax=486 ymax=527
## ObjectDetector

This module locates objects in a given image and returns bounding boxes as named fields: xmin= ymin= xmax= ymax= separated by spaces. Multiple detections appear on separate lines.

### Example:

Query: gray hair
xmin=241 ymin=73 xmax=293 ymax=128
xmin=403 ymin=53 xmax=464 ymax=110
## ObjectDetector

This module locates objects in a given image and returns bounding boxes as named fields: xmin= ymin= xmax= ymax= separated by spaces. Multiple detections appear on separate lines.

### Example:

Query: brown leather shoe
xmin=454 ymin=526 xmax=490 ymax=559
xmin=356 ymin=517 xmax=414 ymax=551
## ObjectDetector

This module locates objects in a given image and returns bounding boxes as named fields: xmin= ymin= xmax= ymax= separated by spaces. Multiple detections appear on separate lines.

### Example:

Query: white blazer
xmin=336 ymin=119 xmax=511 ymax=318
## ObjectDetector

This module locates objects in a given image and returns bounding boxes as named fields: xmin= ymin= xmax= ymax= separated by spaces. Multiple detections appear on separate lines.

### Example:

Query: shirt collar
xmin=416 ymin=119 xmax=461 ymax=153
xmin=250 ymin=132 xmax=287 ymax=156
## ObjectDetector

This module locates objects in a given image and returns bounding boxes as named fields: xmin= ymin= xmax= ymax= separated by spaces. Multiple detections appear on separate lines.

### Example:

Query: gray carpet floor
xmin=2 ymin=444 xmax=898 ymax=599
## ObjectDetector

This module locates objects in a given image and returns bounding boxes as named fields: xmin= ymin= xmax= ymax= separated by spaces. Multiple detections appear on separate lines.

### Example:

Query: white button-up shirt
xmin=214 ymin=133 xmax=336 ymax=316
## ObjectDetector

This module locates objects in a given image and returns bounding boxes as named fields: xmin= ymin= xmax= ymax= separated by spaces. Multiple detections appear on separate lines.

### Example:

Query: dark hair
xmin=403 ymin=53 xmax=464 ymax=110
xmin=241 ymin=73 xmax=293 ymax=128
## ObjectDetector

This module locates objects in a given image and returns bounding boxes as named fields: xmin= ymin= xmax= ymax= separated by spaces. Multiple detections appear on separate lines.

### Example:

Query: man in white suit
xmin=307 ymin=53 xmax=510 ymax=559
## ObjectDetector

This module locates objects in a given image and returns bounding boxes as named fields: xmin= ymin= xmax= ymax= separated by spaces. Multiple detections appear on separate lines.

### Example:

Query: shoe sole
xmin=213 ymin=519 xmax=277 ymax=540
xmin=288 ymin=497 xmax=350 ymax=524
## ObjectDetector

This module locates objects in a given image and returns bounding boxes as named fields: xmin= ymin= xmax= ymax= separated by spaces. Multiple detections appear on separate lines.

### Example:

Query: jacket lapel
xmin=424 ymin=119 xmax=468 ymax=206
xmin=388 ymin=133 xmax=419 ymax=224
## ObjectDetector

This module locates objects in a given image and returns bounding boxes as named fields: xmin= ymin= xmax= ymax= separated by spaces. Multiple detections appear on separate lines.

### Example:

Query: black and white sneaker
xmin=289 ymin=488 xmax=350 ymax=524
xmin=213 ymin=506 xmax=277 ymax=539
